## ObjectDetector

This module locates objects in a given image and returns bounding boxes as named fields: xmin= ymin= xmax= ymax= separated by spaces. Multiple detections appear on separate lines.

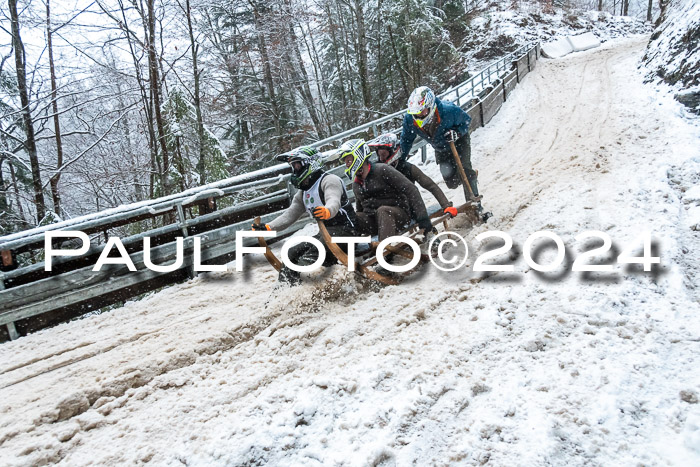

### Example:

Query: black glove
xmin=418 ymin=219 xmax=433 ymax=234
xmin=444 ymin=129 xmax=459 ymax=143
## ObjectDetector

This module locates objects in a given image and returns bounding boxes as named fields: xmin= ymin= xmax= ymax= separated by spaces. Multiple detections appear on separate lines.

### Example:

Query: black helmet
xmin=276 ymin=146 xmax=323 ymax=189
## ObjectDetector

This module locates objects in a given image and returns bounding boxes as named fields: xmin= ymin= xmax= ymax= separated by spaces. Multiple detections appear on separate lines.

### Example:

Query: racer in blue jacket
xmin=399 ymin=86 xmax=480 ymax=201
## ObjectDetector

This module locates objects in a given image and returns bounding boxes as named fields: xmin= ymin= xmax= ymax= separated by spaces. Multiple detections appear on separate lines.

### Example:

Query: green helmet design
xmin=276 ymin=146 xmax=322 ymax=188
xmin=339 ymin=139 xmax=371 ymax=180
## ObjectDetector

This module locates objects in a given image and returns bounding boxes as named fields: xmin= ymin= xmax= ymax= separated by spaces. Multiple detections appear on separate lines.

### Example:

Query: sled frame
xmin=256 ymin=202 xmax=481 ymax=285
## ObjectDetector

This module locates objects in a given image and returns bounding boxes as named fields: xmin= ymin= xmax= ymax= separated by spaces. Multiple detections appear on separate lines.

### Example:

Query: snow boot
xmin=467 ymin=172 xmax=492 ymax=223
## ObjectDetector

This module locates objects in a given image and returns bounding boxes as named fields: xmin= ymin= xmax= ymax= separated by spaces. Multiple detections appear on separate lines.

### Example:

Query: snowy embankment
xmin=644 ymin=0 xmax=700 ymax=114
xmin=1 ymin=36 xmax=699 ymax=466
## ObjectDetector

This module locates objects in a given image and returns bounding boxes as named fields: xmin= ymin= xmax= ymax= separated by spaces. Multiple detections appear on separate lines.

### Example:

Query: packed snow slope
xmin=1 ymin=36 xmax=699 ymax=466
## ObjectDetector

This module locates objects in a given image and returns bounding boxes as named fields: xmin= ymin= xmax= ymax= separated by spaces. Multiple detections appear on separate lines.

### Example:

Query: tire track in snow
xmin=480 ymin=38 xmax=644 ymax=234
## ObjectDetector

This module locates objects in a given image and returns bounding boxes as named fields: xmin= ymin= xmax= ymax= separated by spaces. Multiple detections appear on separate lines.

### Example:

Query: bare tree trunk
xmin=112 ymin=0 xmax=157 ymax=199
xmin=598 ymin=0 xmax=603 ymax=12
xmin=299 ymin=21 xmax=333 ymax=136
xmin=282 ymin=2 xmax=326 ymax=139
xmin=337 ymin=3 xmax=358 ymax=117
xmin=0 ymin=159 xmax=7 ymax=220
xmin=174 ymin=137 xmax=186 ymax=191
xmin=657 ymin=0 xmax=669 ymax=26
xmin=248 ymin=0 xmax=283 ymax=150
xmin=146 ymin=0 xmax=170 ymax=194
xmin=291 ymin=34 xmax=325 ymax=138
xmin=623 ymin=0 xmax=629 ymax=16
xmin=182 ymin=0 xmax=207 ymax=184
xmin=647 ymin=0 xmax=653 ymax=21
xmin=113 ymin=73 xmax=140 ymax=201
xmin=46 ymin=0 xmax=63 ymax=217
xmin=388 ymin=25 xmax=410 ymax=98
xmin=9 ymin=162 xmax=26 ymax=223
xmin=325 ymin=3 xmax=350 ymax=127
xmin=203 ymin=11 xmax=250 ymax=151
xmin=404 ymin=1 xmax=414 ymax=89
xmin=353 ymin=0 xmax=371 ymax=117
xmin=375 ymin=0 xmax=384 ymax=105
xmin=8 ymin=0 xmax=46 ymax=223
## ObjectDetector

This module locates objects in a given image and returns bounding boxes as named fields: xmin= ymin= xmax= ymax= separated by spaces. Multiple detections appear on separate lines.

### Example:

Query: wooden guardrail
xmin=0 ymin=43 xmax=540 ymax=342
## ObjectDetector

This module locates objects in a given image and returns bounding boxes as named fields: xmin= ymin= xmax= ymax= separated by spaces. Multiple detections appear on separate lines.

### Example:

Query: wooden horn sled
xmin=256 ymin=201 xmax=481 ymax=285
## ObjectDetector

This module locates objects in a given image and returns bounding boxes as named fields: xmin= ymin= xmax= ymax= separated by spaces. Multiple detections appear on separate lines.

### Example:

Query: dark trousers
xmin=279 ymin=224 xmax=353 ymax=285
xmin=355 ymin=206 xmax=411 ymax=242
xmin=434 ymin=133 xmax=475 ymax=190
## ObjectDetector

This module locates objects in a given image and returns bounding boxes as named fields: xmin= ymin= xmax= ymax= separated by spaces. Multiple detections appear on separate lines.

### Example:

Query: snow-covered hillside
xmin=466 ymin=6 xmax=650 ymax=70
xmin=1 ymin=36 xmax=699 ymax=466
xmin=644 ymin=0 xmax=700 ymax=113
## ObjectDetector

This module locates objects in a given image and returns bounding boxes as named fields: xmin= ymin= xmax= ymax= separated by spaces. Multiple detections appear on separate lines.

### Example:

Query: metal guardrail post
xmin=6 ymin=322 xmax=19 ymax=340
xmin=175 ymin=204 xmax=195 ymax=279
xmin=479 ymin=99 xmax=485 ymax=127
xmin=176 ymin=204 xmax=189 ymax=238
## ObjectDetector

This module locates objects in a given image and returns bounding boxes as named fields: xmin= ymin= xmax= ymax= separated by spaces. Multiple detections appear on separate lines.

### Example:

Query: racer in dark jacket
xmin=339 ymin=139 xmax=433 ymax=242
xmin=399 ymin=86 xmax=480 ymax=199
xmin=368 ymin=133 xmax=458 ymax=218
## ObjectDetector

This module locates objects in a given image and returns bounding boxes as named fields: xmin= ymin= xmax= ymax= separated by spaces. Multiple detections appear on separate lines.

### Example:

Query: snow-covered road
xmin=1 ymin=36 xmax=699 ymax=466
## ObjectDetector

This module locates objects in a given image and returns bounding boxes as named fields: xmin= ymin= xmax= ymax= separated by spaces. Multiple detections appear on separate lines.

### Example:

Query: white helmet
xmin=368 ymin=133 xmax=400 ymax=166
xmin=407 ymin=86 xmax=436 ymax=128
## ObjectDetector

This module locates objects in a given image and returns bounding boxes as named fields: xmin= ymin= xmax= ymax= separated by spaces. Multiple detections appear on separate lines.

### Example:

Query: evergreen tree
xmin=162 ymin=88 xmax=230 ymax=192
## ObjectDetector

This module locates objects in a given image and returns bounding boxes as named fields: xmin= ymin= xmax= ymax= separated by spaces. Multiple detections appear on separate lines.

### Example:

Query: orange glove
xmin=444 ymin=206 xmax=458 ymax=218
xmin=313 ymin=206 xmax=331 ymax=220
xmin=251 ymin=223 xmax=271 ymax=231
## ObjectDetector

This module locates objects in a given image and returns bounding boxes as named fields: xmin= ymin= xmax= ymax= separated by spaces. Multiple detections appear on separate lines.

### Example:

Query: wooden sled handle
xmin=317 ymin=220 xmax=400 ymax=286
xmin=448 ymin=140 xmax=476 ymax=203
xmin=254 ymin=216 xmax=283 ymax=271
